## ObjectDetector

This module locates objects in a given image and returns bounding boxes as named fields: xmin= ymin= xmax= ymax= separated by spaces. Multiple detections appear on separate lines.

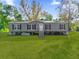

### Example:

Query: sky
xmin=0 ymin=0 xmax=67 ymax=19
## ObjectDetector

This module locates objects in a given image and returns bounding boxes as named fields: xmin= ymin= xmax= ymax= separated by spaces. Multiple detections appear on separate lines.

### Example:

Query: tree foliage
xmin=0 ymin=2 xmax=22 ymax=30
xmin=59 ymin=0 xmax=78 ymax=21
xmin=41 ymin=11 xmax=53 ymax=21
xmin=0 ymin=3 xmax=10 ymax=29
xmin=58 ymin=0 xmax=79 ymax=31
xmin=4 ymin=5 xmax=22 ymax=21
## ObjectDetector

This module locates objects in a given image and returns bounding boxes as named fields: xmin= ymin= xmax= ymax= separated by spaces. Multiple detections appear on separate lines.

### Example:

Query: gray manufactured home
xmin=9 ymin=21 xmax=68 ymax=35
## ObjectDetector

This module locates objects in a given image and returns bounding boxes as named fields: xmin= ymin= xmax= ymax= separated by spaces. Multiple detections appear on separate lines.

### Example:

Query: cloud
xmin=1 ymin=0 xmax=15 ymax=6
xmin=51 ymin=0 xmax=60 ymax=5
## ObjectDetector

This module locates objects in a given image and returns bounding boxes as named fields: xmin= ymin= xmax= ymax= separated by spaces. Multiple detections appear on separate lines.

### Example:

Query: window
xmin=45 ymin=24 xmax=51 ymax=30
xmin=27 ymin=24 xmax=31 ymax=30
xmin=17 ymin=24 xmax=21 ymax=30
xmin=32 ymin=24 xmax=36 ymax=30
xmin=49 ymin=24 xmax=51 ymax=29
xmin=60 ymin=24 xmax=65 ymax=29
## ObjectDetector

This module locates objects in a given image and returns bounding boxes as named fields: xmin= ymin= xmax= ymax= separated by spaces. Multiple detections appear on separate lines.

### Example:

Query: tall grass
xmin=0 ymin=32 xmax=79 ymax=59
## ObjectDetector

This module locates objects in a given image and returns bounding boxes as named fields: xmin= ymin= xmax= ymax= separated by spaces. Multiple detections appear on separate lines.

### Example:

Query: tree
xmin=20 ymin=0 xmax=42 ymax=21
xmin=12 ymin=7 xmax=22 ymax=21
xmin=58 ymin=0 xmax=78 ymax=31
xmin=41 ymin=11 xmax=53 ymax=21
xmin=0 ymin=3 xmax=10 ymax=30
xmin=0 ymin=1 xmax=22 ymax=30
xmin=4 ymin=5 xmax=22 ymax=21
xmin=59 ymin=12 xmax=69 ymax=21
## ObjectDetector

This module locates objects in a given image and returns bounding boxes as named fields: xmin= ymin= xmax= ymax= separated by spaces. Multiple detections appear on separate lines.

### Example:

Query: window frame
xmin=45 ymin=24 xmax=51 ymax=30
xmin=59 ymin=24 xmax=65 ymax=29
xmin=32 ymin=24 xmax=36 ymax=30
xmin=27 ymin=24 xmax=31 ymax=30
xmin=17 ymin=24 xmax=21 ymax=30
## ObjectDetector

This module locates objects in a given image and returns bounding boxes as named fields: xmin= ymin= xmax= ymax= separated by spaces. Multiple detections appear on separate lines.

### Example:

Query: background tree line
xmin=0 ymin=0 xmax=53 ymax=31
xmin=0 ymin=2 xmax=22 ymax=31
xmin=58 ymin=0 xmax=79 ymax=31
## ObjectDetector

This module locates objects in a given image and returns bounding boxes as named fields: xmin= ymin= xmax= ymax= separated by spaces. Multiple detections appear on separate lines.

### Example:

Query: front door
xmin=39 ymin=23 xmax=44 ymax=38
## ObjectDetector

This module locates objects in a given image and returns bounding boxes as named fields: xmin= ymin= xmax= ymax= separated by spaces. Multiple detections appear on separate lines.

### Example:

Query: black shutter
xmin=12 ymin=24 xmax=14 ymax=30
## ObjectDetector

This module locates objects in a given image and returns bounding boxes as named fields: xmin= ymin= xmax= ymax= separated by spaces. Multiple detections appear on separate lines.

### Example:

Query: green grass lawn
xmin=0 ymin=32 xmax=79 ymax=59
